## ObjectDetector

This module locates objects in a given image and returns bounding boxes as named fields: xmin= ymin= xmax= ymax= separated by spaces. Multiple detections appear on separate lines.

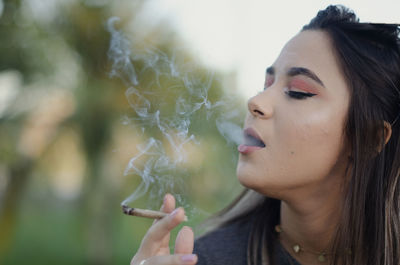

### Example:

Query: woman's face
xmin=236 ymin=30 xmax=351 ymax=198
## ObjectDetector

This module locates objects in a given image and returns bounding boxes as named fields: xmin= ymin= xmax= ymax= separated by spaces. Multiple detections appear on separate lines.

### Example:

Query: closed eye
xmin=285 ymin=91 xmax=317 ymax=100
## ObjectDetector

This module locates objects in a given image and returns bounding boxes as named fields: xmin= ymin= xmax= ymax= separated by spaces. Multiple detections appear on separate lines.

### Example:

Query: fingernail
xmin=183 ymin=226 xmax=193 ymax=232
xmin=170 ymin=208 xmax=180 ymax=218
xmin=180 ymin=254 xmax=197 ymax=263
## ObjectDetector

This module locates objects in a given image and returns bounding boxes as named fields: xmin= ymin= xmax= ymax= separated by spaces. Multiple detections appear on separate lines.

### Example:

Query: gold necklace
xmin=275 ymin=225 xmax=330 ymax=263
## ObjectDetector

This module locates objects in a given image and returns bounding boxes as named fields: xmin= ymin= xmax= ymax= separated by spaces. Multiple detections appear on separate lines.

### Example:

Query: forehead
xmin=280 ymin=30 xmax=343 ymax=75
xmin=274 ymin=30 xmax=335 ymax=69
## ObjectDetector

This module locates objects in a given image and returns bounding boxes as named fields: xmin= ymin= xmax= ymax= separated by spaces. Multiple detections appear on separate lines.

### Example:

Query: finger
xmin=140 ymin=207 xmax=186 ymax=253
xmin=174 ymin=226 xmax=194 ymax=254
xmin=153 ymin=194 xmax=176 ymax=225
xmin=147 ymin=207 xmax=185 ymax=241
xmin=162 ymin=193 xmax=176 ymax=213
xmin=152 ymin=193 xmax=176 ymax=250
xmin=141 ymin=254 xmax=198 ymax=265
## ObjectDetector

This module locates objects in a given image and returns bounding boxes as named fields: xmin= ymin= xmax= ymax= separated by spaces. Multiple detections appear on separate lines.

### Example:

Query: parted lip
xmin=243 ymin=127 xmax=265 ymax=146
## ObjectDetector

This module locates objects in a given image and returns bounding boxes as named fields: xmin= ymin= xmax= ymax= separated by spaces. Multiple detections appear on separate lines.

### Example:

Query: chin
xmin=236 ymin=163 xmax=287 ymax=199
xmin=236 ymin=163 xmax=261 ymax=190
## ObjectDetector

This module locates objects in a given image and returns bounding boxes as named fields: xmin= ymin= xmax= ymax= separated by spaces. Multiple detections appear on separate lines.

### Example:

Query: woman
xmin=130 ymin=5 xmax=400 ymax=265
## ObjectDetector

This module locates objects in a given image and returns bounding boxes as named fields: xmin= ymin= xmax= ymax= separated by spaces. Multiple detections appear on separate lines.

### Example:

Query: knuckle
xmin=147 ymin=220 xmax=167 ymax=238
xmin=154 ymin=215 xmax=175 ymax=233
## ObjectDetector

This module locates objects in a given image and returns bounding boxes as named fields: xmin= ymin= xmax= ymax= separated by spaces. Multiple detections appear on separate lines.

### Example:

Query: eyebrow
xmin=266 ymin=66 xmax=325 ymax=87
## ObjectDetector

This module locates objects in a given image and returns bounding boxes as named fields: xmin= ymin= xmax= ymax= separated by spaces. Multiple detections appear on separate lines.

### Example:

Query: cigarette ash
xmin=107 ymin=17 xmax=243 ymax=216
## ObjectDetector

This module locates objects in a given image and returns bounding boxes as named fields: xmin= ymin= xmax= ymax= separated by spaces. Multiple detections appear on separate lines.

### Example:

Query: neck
xmin=278 ymin=177 xmax=346 ymax=264
xmin=280 ymin=198 xmax=340 ymax=252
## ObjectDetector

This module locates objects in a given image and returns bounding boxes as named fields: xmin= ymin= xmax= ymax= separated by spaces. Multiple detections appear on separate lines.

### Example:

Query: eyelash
xmin=285 ymin=91 xmax=317 ymax=100
xmin=262 ymin=86 xmax=317 ymax=100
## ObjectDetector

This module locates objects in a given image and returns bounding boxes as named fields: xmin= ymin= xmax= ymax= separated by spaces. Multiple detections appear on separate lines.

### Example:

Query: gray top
xmin=193 ymin=218 xmax=301 ymax=265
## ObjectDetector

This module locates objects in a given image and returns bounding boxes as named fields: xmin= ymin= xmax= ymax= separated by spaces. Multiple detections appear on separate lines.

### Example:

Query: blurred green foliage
xmin=0 ymin=0 xmax=245 ymax=264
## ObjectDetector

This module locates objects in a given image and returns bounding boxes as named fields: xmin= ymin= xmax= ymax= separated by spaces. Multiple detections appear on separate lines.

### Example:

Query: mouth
xmin=238 ymin=128 xmax=266 ymax=154
xmin=243 ymin=128 xmax=266 ymax=148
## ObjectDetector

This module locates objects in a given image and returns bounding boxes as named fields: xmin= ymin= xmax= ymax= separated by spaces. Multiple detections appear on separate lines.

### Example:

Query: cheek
xmin=291 ymin=120 xmax=333 ymax=151
xmin=284 ymin=102 xmax=346 ymax=149
xmin=279 ymin=114 xmax=347 ymax=180
xmin=250 ymin=116 xmax=344 ymax=191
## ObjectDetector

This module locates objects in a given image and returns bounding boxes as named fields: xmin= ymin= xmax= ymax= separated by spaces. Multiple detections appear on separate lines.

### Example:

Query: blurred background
xmin=0 ymin=1 xmax=244 ymax=264
xmin=1 ymin=0 xmax=399 ymax=264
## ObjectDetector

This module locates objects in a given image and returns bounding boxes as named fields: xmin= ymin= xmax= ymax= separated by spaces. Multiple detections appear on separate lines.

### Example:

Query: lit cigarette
xmin=122 ymin=205 xmax=188 ymax=221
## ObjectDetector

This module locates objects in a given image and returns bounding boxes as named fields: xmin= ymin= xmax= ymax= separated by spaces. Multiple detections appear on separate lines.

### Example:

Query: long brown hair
xmin=199 ymin=5 xmax=400 ymax=265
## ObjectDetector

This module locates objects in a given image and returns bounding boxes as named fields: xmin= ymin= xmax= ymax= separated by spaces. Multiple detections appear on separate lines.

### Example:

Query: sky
xmin=138 ymin=0 xmax=400 ymax=99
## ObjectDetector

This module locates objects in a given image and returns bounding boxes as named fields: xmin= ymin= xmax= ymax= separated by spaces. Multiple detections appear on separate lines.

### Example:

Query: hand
xmin=131 ymin=194 xmax=197 ymax=265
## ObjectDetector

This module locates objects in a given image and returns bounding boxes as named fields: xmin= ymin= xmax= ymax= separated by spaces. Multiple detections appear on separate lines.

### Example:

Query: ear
xmin=377 ymin=121 xmax=392 ymax=153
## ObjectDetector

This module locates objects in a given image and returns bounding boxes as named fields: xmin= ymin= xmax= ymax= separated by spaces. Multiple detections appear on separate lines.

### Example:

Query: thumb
xmin=174 ymin=226 xmax=194 ymax=254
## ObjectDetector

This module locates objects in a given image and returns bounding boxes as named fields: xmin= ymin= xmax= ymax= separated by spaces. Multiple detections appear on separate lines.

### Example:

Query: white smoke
xmin=106 ymin=17 xmax=243 ymax=214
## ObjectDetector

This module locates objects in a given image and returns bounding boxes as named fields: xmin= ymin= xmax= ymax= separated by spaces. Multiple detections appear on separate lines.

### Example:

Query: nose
xmin=247 ymin=91 xmax=273 ymax=119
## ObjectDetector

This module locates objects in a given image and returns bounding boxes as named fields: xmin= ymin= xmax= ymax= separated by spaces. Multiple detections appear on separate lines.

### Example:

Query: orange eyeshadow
xmin=289 ymin=78 xmax=318 ymax=94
